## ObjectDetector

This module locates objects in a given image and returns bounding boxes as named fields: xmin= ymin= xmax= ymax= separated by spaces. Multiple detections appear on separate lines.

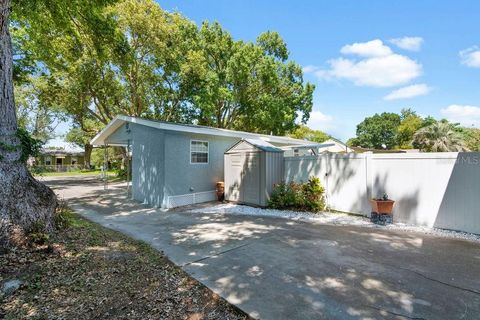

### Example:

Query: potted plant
xmin=370 ymin=192 xmax=395 ymax=214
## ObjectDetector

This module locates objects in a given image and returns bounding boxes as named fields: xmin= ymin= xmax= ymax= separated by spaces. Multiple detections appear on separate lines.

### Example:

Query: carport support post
xmin=104 ymin=143 xmax=109 ymax=190
xmin=126 ymin=139 xmax=130 ymax=197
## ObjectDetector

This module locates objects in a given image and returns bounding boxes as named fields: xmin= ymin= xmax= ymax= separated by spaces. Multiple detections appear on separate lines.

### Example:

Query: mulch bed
xmin=0 ymin=212 xmax=250 ymax=320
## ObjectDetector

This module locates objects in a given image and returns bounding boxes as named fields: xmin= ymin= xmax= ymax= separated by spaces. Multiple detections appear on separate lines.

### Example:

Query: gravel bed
xmin=188 ymin=203 xmax=480 ymax=243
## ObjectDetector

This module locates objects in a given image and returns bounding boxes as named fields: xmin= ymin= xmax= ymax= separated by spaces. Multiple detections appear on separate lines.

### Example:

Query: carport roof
xmin=91 ymin=115 xmax=314 ymax=147
xmin=226 ymin=139 xmax=284 ymax=153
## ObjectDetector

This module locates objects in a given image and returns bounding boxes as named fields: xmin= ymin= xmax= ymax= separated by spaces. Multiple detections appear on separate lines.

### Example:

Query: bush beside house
xmin=268 ymin=177 xmax=326 ymax=212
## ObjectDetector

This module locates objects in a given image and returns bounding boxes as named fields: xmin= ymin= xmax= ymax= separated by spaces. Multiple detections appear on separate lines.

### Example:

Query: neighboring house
xmin=319 ymin=138 xmax=352 ymax=153
xmin=91 ymin=115 xmax=311 ymax=208
xmin=282 ymin=138 xmax=352 ymax=157
xmin=34 ymin=149 xmax=85 ymax=172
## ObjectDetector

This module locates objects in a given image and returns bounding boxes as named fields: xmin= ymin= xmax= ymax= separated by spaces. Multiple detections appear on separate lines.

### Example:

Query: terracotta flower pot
xmin=216 ymin=181 xmax=225 ymax=201
xmin=370 ymin=199 xmax=395 ymax=214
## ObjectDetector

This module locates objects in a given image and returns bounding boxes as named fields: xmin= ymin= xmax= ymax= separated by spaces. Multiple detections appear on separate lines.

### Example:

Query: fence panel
xmin=284 ymin=152 xmax=480 ymax=234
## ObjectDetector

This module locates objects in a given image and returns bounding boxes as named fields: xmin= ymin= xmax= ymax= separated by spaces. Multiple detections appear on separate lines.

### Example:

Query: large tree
xmin=0 ymin=0 xmax=56 ymax=248
xmin=12 ymin=0 xmax=120 ymax=167
xmin=15 ymin=75 xmax=65 ymax=142
xmin=350 ymin=112 xmax=401 ymax=149
xmin=193 ymin=22 xmax=314 ymax=134
xmin=1 ymin=0 xmax=118 ymax=248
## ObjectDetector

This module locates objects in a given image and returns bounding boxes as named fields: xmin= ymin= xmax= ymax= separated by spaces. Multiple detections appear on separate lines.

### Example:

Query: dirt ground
xmin=0 ymin=210 xmax=249 ymax=320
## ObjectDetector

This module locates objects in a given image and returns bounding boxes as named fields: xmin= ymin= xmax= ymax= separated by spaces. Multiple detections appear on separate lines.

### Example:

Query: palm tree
xmin=413 ymin=122 xmax=469 ymax=152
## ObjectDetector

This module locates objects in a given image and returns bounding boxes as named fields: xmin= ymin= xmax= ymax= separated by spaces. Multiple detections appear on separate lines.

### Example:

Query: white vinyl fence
xmin=284 ymin=152 xmax=480 ymax=234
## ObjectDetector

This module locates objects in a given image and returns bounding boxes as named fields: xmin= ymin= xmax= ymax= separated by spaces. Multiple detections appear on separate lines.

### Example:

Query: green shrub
xmin=54 ymin=203 xmax=75 ymax=230
xmin=268 ymin=177 xmax=326 ymax=212
xmin=302 ymin=177 xmax=325 ymax=211
xmin=268 ymin=182 xmax=302 ymax=209
xmin=27 ymin=222 xmax=49 ymax=245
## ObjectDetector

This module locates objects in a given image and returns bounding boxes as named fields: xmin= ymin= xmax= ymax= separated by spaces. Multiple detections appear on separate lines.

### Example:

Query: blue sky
xmin=48 ymin=0 xmax=480 ymax=148
xmin=158 ymin=0 xmax=480 ymax=141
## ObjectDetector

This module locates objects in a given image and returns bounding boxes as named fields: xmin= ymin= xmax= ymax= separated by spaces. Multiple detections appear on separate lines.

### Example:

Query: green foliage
xmin=193 ymin=21 xmax=314 ymax=134
xmin=397 ymin=108 xmax=423 ymax=149
xmin=27 ymin=222 xmax=49 ymax=245
xmin=348 ymin=109 xmax=471 ymax=152
xmin=54 ymin=204 xmax=76 ymax=230
xmin=413 ymin=122 xmax=468 ymax=152
xmin=12 ymin=0 xmax=314 ymax=151
xmin=15 ymin=75 xmax=66 ymax=143
xmin=462 ymin=128 xmax=480 ymax=151
xmin=269 ymin=177 xmax=325 ymax=212
xmin=17 ymin=128 xmax=43 ymax=163
xmin=352 ymin=112 xmax=401 ymax=149
xmin=289 ymin=125 xmax=330 ymax=143
xmin=301 ymin=177 xmax=326 ymax=211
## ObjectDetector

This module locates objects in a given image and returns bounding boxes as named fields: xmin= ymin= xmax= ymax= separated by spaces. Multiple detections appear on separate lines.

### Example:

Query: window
xmin=190 ymin=140 xmax=208 ymax=164
xmin=293 ymin=149 xmax=300 ymax=157
xmin=45 ymin=156 xmax=52 ymax=166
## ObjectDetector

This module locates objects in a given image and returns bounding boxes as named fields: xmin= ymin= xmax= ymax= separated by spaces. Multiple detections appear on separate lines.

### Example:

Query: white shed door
xmin=242 ymin=154 xmax=261 ymax=205
xmin=228 ymin=154 xmax=243 ymax=202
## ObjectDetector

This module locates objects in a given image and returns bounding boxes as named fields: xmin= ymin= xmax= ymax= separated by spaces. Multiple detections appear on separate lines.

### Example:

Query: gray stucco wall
xmin=163 ymin=131 xmax=238 ymax=199
xmin=107 ymin=123 xmax=166 ymax=207
xmin=131 ymin=125 xmax=165 ymax=207
xmin=107 ymin=123 xmax=239 ymax=207
xmin=104 ymin=123 xmax=132 ymax=145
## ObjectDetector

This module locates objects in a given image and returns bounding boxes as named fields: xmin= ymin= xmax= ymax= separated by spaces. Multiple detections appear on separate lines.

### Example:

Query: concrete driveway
xmin=45 ymin=176 xmax=480 ymax=319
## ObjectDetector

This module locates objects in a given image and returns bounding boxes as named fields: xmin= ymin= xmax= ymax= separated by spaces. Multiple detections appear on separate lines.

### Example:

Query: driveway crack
xmin=366 ymin=305 xmax=426 ymax=319
xmin=385 ymin=264 xmax=480 ymax=296
xmin=182 ymin=242 xmax=252 ymax=267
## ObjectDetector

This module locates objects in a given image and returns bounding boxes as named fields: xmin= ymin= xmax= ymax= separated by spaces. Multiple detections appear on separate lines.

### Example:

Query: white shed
xmin=224 ymin=139 xmax=284 ymax=207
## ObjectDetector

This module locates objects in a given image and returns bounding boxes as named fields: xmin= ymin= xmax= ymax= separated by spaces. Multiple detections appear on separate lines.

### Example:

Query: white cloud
xmin=440 ymin=104 xmax=480 ymax=127
xmin=305 ymin=39 xmax=422 ymax=87
xmin=298 ymin=110 xmax=335 ymax=131
xmin=383 ymin=84 xmax=431 ymax=100
xmin=389 ymin=37 xmax=424 ymax=51
xmin=302 ymin=65 xmax=319 ymax=73
xmin=459 ymin=46 xmax=480 ymax=68
xmin=340 ymin=39 xmax=392 ymax=57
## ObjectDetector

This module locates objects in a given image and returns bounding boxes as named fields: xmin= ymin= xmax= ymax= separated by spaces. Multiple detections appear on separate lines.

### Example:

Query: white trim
xmin=91 ymin=115 xmax=312 ymax=146
xmin=166 ymin=190 xmax=216 ymax=208
xmin=190 ymin=140 xmax=209 ymax=164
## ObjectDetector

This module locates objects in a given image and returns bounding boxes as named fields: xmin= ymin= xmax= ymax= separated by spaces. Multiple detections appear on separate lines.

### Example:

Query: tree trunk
xmin=0 ymin=0 xmax=56 ymax=249
xmin=84 ymin=143 xmax=93 ymax=169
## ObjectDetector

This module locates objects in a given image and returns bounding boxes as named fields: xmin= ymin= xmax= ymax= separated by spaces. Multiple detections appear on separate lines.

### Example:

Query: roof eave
xmin=90 ymin=115 xmax=314 ymax=146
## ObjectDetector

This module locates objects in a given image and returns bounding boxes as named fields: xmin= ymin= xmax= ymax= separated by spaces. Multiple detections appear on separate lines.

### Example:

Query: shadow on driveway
xmin=45 ymin=177 xmax=480 ymax=320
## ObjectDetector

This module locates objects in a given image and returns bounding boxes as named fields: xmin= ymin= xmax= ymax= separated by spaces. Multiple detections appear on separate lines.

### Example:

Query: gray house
xmin=91 ymin=115 xmax=310 ymax=208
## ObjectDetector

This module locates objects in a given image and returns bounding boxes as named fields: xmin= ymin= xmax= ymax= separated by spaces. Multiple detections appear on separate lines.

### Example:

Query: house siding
xmin=163 ymin=131 xmax=238 ymax=205
xmin=112 ymin=123 xmax=165 ymax=207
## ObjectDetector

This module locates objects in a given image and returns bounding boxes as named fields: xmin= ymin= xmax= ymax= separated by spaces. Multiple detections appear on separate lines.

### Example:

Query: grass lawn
xmin=34 ymin=170 xmax=114 ymax=177
xmin=33 ymin=170 xmax=126 ymax=183
xmin=0 ymin=211 xmax=248 ymax=320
